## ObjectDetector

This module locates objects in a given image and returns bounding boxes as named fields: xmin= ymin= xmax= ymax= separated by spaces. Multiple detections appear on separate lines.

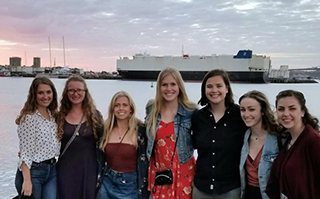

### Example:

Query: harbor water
xmin=0 ymin=77 xmax=320 ymax=198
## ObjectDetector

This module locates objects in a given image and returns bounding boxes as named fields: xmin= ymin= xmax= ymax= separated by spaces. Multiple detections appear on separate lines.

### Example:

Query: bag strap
xmin=154 ymin=115 xmax=181 ymax=169
xmin=106 ymin=128 xmax=129 ymax=166
xmin=60 ymin=115 xmax=84 ymax=158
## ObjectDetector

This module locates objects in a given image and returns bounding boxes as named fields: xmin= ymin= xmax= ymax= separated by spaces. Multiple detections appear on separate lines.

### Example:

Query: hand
xmin=21 ymin=180 xmax=32 ymax=196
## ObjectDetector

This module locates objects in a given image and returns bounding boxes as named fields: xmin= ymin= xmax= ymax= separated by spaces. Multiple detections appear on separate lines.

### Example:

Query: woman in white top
xmin=15 ymin=76 xmax=60 ymax=199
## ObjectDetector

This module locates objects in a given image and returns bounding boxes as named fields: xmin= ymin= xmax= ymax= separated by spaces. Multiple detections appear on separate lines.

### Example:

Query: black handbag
xmin=155 ymin=169 xmax=173 ymax=185
xmin=12 ymin=194 xmax=35 ymax=199
xmin=20 ymin=195 xmax=35 ymax=199
xmin=153 ymin=118 xmax=180 ymax=186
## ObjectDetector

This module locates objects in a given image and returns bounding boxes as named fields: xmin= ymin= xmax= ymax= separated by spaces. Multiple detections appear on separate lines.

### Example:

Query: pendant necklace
xmin=117 ymin=128 xmax=129 ymax=140
xmin=252 ymin=133 xmax=266 ymax=141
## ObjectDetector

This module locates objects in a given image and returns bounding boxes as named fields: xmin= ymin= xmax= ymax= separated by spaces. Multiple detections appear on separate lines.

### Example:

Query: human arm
xmin=18 ymin=114 xmax=37 ymax=169
xmin=191 ymin=110 xmax=198 ymax=149
xmin=308 ymin=136 xmax=320 ymax=179
xmin=21 ymin=162 xmax=32 ymax=196
xmin=17 ymin=114 xmax=36 ymax=195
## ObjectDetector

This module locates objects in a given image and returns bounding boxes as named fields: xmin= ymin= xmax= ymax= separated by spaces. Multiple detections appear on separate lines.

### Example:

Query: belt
xmin=32 ymin=158 xmax=56 ymax=167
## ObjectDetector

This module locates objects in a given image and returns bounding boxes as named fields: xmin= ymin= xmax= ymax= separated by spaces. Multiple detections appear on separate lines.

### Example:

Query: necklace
xmin=251 ymin=133 xmax=266 ymax=141
xmin=117 ymin=128 xmax=128 ymax=140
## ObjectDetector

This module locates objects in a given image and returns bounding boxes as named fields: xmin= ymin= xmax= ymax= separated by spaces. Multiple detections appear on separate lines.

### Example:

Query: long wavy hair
xmin=100 ymin=91 xmax=142 ymax=150
xmin=198 ymin=69 xmax=234 ymax=107
xmin=239 ymin=90 xmax=282 ymax=134
xmin=16 ymin=76 xmax=58 ymax=125
xmin=275 ymin=89 xmax=319 ymax=131
xmin=146 ymin=67 xmax=197 ymax=137
xmin=57 ymin=75 xmax=103 ymax=140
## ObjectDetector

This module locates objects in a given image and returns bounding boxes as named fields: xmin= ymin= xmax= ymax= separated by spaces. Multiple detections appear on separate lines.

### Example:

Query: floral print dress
xmin=148 ymin=121 xmax=195 ymax=199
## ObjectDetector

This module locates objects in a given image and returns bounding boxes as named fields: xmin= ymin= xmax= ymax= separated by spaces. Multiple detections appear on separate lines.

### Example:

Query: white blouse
xmin=18 ymin=110 xmax=61 ymax=169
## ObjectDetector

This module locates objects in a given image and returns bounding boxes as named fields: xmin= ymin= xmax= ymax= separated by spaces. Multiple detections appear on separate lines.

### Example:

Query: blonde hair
xmin=146 ymin=67 xmax=197 ymax=137
xmin=100 ymin=91 xmax=142 ymax=150
xmin=57 ymin=75 xmax=103 ymax=140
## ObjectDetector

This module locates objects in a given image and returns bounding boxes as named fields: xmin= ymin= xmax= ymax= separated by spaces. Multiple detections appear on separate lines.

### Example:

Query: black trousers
xmin=244 ymin=184 xmax=262 ymax=199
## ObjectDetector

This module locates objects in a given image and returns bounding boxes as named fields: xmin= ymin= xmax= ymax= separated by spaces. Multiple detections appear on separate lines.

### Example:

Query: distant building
xmin=33 ymin=57 xmax=41 ymax=68
xmin=9 ymin=57 xmax=21 ymax=67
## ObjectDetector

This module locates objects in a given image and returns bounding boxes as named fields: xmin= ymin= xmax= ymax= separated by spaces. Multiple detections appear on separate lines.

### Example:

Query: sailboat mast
xmin=62 ymin=36 xmax=66 ymax=67
xmin=24 ymin=51 xmax=27 ymax=66
xmin=48 ymin=37 xmax=52 ymax=67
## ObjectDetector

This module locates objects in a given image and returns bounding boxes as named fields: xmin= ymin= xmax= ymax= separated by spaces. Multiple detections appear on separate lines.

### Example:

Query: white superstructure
xmin=118 ymin=52 xmax=271 ymax=72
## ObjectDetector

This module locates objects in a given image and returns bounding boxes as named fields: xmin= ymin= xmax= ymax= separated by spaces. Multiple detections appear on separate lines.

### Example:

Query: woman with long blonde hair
xmin=56 ymin=75 xmax=104 ymax=199
xmin=96 ymin=91 xmax=149 ymax=199
xmin=146 ymin=67 xmax=197 ymax=199
xmin=15 ymin=76 xmax=60 ymax=199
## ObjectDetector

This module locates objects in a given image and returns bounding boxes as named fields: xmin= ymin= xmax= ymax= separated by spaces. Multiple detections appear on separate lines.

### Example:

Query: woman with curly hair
xmin=56 ymin=75 xmax=104 ymax=199
xmin=266 ymin=90 xmax=320 ymax=199
xmin=96 ymin=91 xmax=149 ymax=199
xmin=15 ymin=76 xmax=60 ymax=199
xmin=239 ymin=90 xmax=283 ymax=199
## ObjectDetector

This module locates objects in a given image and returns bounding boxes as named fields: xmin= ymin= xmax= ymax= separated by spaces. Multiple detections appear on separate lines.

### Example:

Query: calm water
xmin=0 ymin=77 xmax=319 ymax=198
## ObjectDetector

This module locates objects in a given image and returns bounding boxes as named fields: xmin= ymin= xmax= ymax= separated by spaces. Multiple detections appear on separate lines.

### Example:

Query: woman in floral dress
xmin=145 ymin=67 xmax=197 ymax=199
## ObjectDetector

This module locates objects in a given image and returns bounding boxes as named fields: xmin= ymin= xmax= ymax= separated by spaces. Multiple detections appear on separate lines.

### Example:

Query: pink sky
xmin=1 ymin=0 xmax=319 ymax=71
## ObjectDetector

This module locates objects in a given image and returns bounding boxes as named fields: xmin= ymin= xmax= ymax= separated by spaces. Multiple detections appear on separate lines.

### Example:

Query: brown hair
xmin=239 ymin=90 xmax=282 ymax=134
xmin=16 ymin=76 xmax=58 ymax=125
xmin=57 ymin=75 xmax=103 ymax=140
xmin=276 ymin=89 xmax=319 ymax=131
xmin=198 ymin=69 xmax=234 ymax=107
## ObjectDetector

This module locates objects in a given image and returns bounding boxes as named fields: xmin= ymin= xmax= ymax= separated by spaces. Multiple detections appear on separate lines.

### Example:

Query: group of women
xmin=14 ymin=67 xmax=320 ymax=199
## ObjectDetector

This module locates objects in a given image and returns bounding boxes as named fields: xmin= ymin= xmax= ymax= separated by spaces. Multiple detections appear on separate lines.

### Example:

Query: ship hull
xmin=118 ymin=70 xmax=268 ymax=83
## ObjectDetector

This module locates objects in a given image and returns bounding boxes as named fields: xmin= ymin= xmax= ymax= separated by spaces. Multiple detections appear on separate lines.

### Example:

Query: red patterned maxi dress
xmin=148 ymin=121 xmax=196 ymax=199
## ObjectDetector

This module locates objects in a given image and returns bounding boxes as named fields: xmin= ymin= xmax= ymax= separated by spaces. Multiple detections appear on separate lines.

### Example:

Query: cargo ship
xmin=117 ymin=50 xmax=271 ymax=83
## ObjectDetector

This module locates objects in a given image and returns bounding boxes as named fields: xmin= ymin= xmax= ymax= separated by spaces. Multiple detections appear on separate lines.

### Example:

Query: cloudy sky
xmin=0 ymin=0 xmax=319 ymax=71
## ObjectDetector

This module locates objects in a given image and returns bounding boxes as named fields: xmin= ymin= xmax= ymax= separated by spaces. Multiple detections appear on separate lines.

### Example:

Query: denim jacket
xmin=145 ymin=103 xmax=196 ymax=165
xmin=239 ymin=129 xmax=280 ymax=199
xmin=97 ymin=124 xmax=150 ymax=199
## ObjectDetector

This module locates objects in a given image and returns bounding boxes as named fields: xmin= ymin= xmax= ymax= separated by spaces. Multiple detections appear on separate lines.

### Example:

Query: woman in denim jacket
xmin=239 ymin=91 xmax=282 ymax=199
xmin=145 ymin=67 xmax=197 ymax=199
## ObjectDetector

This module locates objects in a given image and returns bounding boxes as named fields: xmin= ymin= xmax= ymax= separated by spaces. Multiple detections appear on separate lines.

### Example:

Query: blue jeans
xmin=96 ymin=169 xmax=138 ymax=199
xmin=15 ymin=163 xmax=57 ymax=199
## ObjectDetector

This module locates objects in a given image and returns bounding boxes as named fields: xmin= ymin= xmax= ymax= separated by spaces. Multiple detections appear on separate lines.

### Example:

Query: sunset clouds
xmin=0 ymin=0 xmax=319 ymax=71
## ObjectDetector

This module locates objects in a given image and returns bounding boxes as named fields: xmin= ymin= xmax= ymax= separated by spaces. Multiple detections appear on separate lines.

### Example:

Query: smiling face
xmin=160 ymin=74 xmax=180 ymax=103
xmin=67 ymin=81 xmax=86 ymax=105
xmin=240 ymin=97 xmax=263 ymax=128
xmin=276 ymin=96 xmax=305 ymax=132
xmin=205 ymin=75 xmax=228 ymax=106
xmin=114 ymin=96 xmax=132 ymax=121
xmin=36 ymin=84 xmax=53 ymax=109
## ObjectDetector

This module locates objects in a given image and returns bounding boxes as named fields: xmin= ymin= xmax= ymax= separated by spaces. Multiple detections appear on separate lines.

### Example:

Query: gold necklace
xmin=117 ymin=128 xmax=128 ymax=140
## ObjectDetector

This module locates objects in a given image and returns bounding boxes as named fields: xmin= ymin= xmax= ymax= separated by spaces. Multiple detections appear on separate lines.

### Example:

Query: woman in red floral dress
xmin=145 ymin=67 xmax=197 ymax=199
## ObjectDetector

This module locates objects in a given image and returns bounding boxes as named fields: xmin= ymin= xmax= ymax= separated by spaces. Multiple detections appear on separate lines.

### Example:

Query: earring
xmin=301 ymin=115 xmax=304 ymax=118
